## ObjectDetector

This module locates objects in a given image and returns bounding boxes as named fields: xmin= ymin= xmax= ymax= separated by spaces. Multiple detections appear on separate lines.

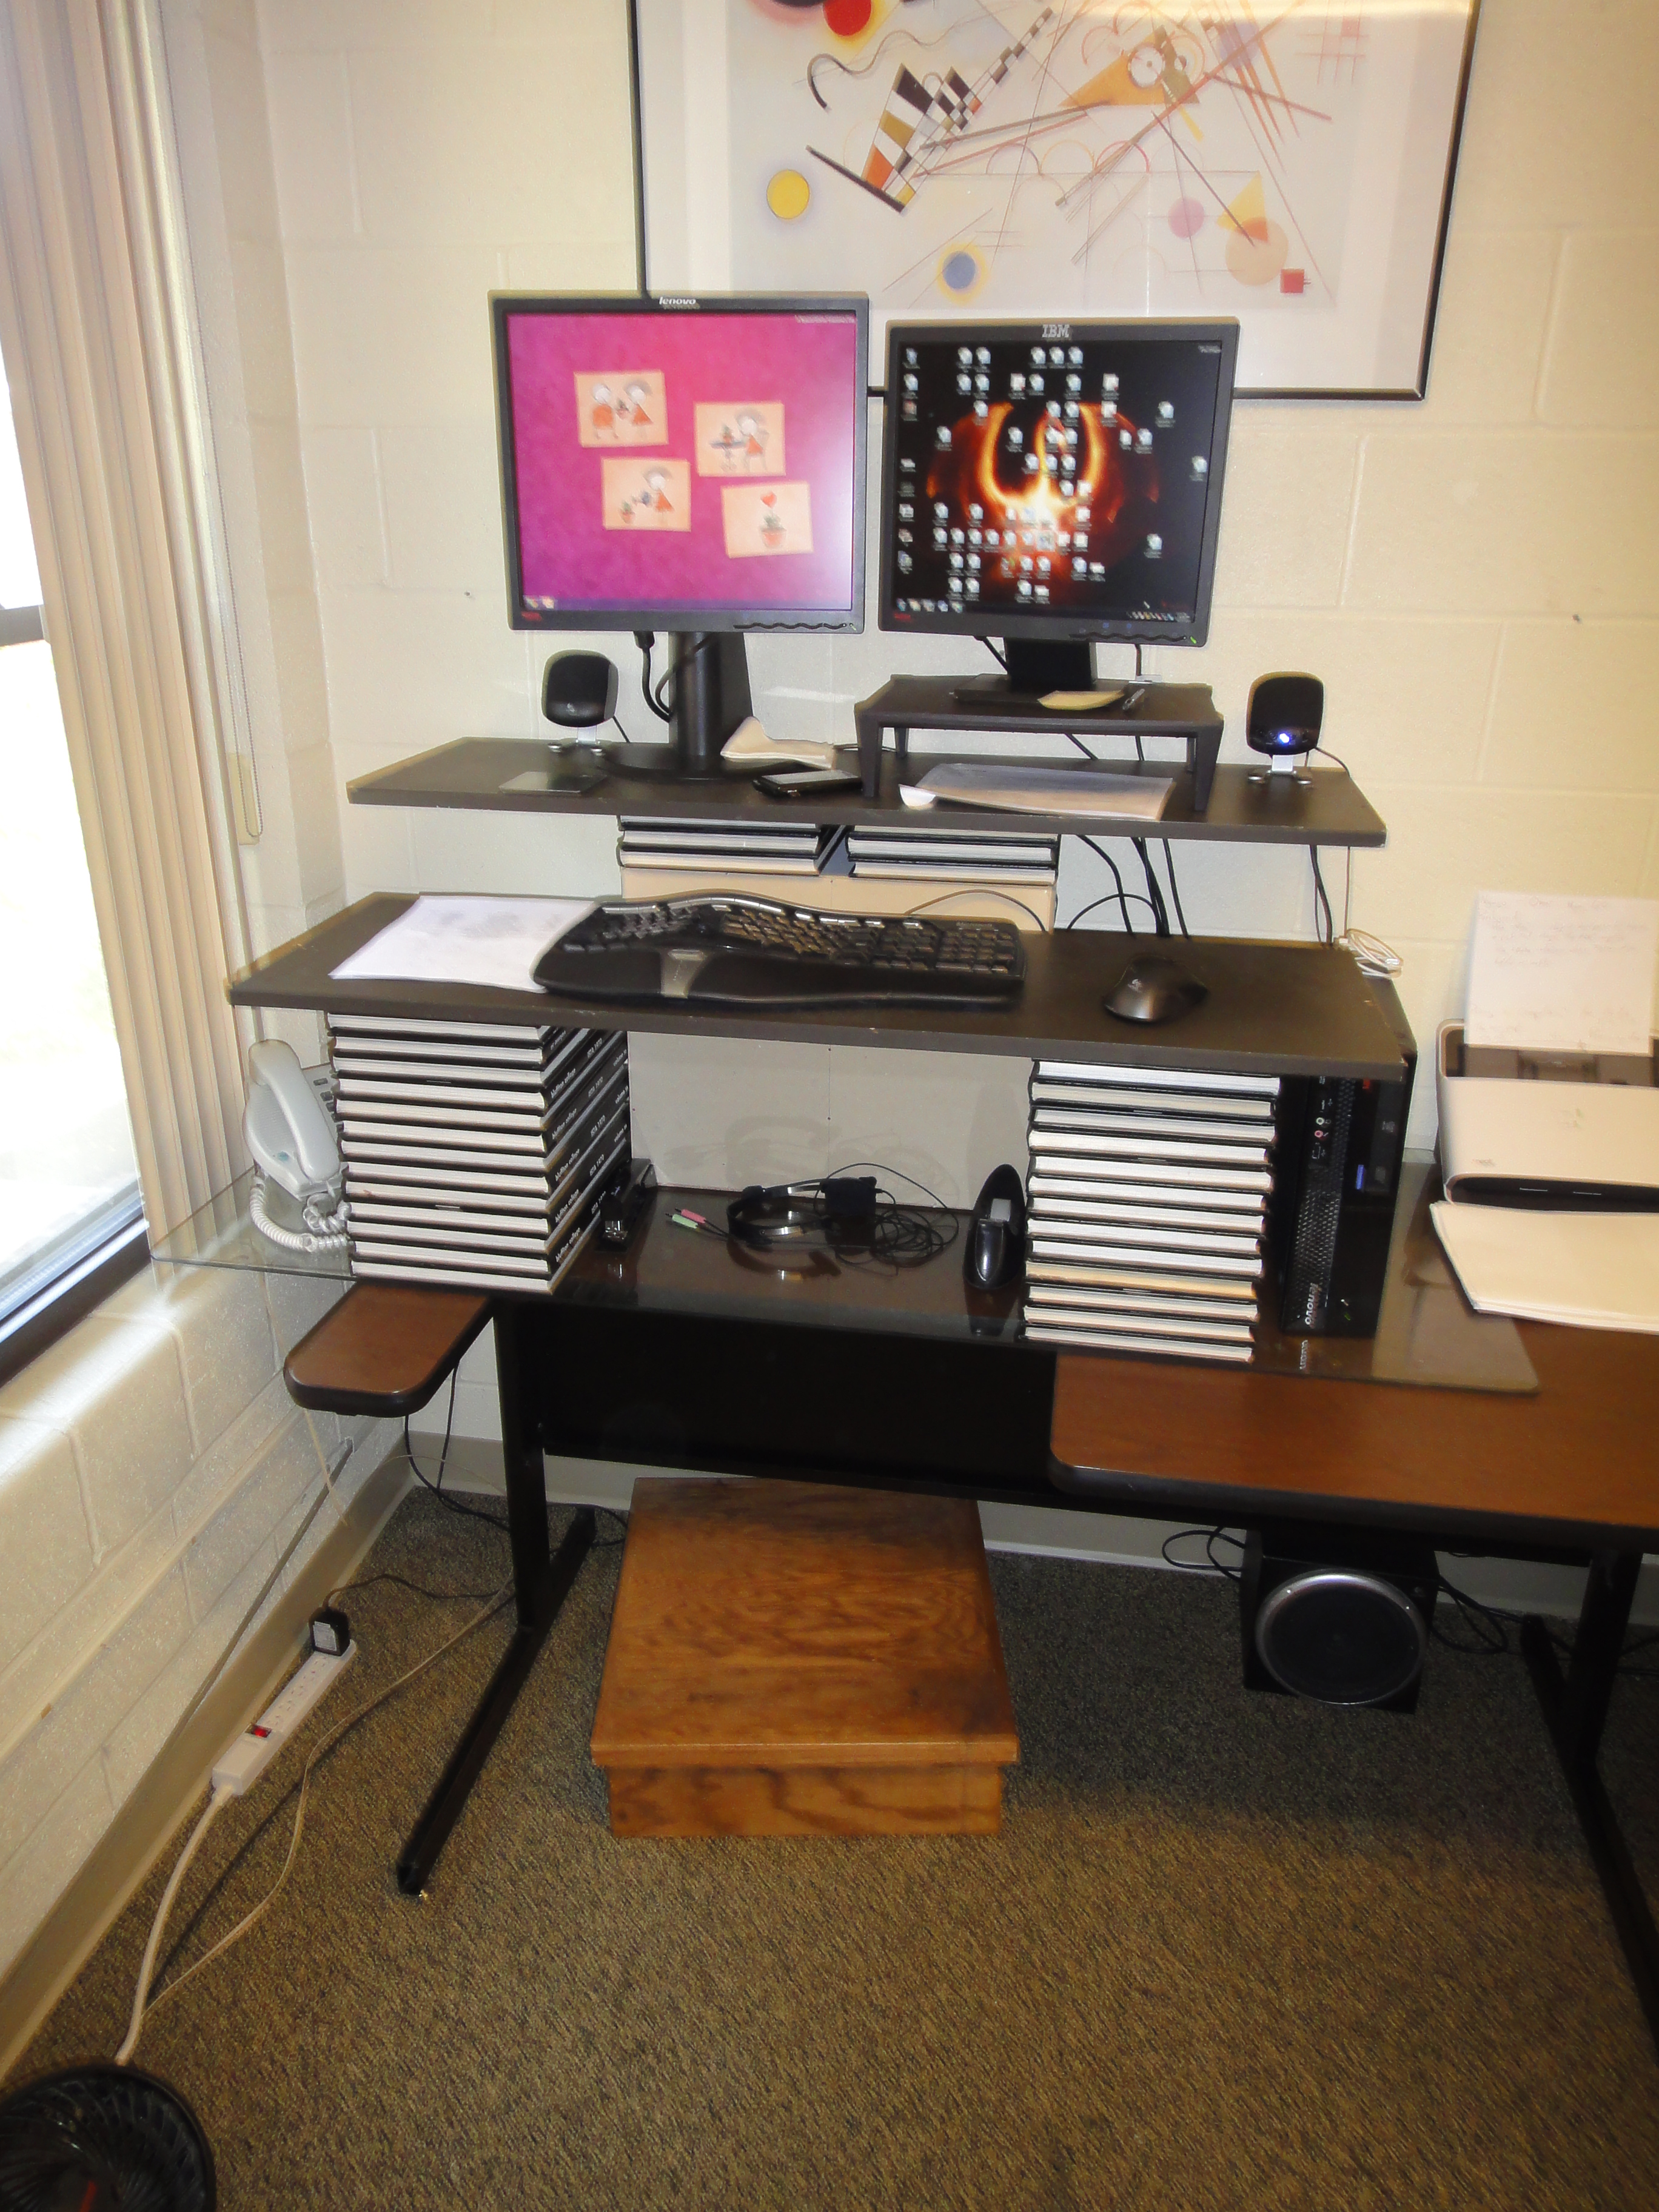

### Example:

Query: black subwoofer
xmin=1240 ymin=1523 xmax=1438 ymax=1712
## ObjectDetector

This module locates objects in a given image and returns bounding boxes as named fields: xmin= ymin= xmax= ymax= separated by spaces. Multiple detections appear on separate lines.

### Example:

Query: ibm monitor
xmin=493 ymin=292 xmax=868 ymax=774
xmin=877 ymin=318 xmax=1238 ymax=700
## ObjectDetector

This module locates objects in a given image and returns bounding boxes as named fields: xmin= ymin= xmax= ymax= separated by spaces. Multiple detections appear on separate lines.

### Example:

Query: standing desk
xmin=222 ymin=896 xmax=1659 ymax=2053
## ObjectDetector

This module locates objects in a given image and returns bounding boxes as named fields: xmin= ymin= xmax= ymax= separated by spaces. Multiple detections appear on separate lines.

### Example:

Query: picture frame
xmin=631 ymin=0 xmax=1483 ymax=399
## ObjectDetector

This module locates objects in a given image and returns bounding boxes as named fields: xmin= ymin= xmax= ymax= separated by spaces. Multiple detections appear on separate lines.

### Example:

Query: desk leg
xmin=395 ymin=1303 xmax=594 ymax=1896
xmin=1522 ymin=1550 xmax=1659 ymax=2053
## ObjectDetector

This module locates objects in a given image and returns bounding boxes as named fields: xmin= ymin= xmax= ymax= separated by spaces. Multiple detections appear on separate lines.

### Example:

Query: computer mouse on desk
xmin=1103 ymin=954 xmax=1208 ymax=1025
xmin=967 ymin=1164 xmax=1027 ymax=1290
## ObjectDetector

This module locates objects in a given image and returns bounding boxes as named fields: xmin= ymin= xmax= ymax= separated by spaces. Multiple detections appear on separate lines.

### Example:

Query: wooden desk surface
xmin=1050 ymin=1321 xmax=1659 ymax=1550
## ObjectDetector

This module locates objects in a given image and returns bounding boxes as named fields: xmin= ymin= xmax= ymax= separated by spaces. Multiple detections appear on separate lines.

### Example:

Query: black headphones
xmin=725 ymin=1177 xmax=879 ymax=1250
xmin=726 ymin=1184 xmax=830 ymax=1248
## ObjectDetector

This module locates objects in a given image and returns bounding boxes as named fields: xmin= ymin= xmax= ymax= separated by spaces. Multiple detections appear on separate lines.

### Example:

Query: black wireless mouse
xmin=966 ymin=1164 xmax=1027 ymax=1290
xmin=1102 ymin=954 xmax=1209 ymax=1025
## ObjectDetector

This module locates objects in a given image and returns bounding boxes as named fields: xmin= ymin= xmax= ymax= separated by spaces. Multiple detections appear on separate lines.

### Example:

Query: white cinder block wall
xmin=0 ymin=1265 xmax=395 ymax=1984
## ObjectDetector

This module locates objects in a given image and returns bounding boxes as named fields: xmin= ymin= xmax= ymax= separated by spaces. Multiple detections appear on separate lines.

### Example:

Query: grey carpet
xmin=13 ymin=1489 xmax=1659 ymax=2211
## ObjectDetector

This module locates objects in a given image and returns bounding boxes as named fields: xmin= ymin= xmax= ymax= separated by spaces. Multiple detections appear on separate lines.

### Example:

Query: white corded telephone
xmin=243 ymin=1039 xmax=347 ymax=1253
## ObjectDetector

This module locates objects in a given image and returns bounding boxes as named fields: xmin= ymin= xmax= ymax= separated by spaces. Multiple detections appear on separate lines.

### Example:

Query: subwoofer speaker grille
xmin=1255 ymin=1567 xmax=1427 ymax=1706
xmin=1241 ymin=1525 xmax=1439 ymax=1714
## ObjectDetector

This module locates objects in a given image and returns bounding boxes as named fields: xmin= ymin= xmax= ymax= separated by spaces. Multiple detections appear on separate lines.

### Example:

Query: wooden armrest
xmin=283 ymin=1284 xmax=492 ymax=1418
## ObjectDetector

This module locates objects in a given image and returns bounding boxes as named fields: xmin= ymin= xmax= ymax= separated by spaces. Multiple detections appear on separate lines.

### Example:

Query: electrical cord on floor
xmin=404 ymin=1373 xmax=508 ymax=1533
xmin=1161 ymin=1527 xmax=1245 ymax=1582
xmin=129 ymin=1581 xmax=515 ymax=2048
xmin=401 ymin=1382 xmax=630 ymax=1549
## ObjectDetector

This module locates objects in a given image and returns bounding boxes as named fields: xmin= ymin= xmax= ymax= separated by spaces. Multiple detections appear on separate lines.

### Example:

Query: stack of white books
xmin=329 ymin=1016 xmax=629 ymax=1293
xmin=1022 ymin=1059 xmax=1279 ymax=1364
xmin=618 ymin=817 xmax=831 ymax=876
xmin=846 ymin=825 xmax=1058 ymax=886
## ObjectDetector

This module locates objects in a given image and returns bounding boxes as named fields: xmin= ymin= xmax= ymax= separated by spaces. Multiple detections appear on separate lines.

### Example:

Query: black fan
xmin=0 ymin=2063 xmax=215 ymax=2211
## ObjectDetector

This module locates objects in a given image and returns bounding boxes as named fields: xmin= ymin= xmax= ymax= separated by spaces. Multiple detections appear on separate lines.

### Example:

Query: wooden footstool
xmin=590 ymin=1477 xmax=1019 ymax=1837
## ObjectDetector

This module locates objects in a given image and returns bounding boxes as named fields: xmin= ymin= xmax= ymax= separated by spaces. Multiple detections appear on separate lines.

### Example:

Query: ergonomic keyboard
xmin=533 ymin=896 xmax=1027 ymax=1008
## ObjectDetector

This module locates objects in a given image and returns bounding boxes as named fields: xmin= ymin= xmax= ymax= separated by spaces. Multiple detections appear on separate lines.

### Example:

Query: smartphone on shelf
xmin=753 ymin=765 xmax=862 ymax=799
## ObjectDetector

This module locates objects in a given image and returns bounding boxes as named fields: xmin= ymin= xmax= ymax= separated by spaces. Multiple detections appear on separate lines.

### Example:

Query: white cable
xmin=1336 ymin=928 xmax=1403 ymax=978
xmin=115 ymin=1785 xmax=233 ymax=2064
xmin=249 ymin=1171 xmax=347 ymax=1253
xmin=140 ymin=1582 xmax=513 ymax=2025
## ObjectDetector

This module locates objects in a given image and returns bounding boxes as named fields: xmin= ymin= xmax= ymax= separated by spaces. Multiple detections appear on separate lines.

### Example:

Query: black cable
xmin=1064 ymin=731 xmax=1097 ymax=761
xmin=1132 ymin=837 xmax=1170 ymax=936
xmin=651 ymin=633 xmax=720 ymax=722
xmin=1160 ymin=1526 xmax=1244 ymax=1582
xmin=1310 ymin=848 xmax=1333 ymax=945
xmin=1160 ymin=840 xmax=1190 ymax=937
xmin=1312 ymin=740 xmax=1352 ymax=774
xmin=608 ymin=714 xmax=633 ymax=745
xmin=328 ymin=1571 xmax=501 ymax=1604
xmin=1073 ymin=834 xmax=1143 ymax=934
xmin=1064 ymin=890 xmax=1159 ymax=930
xmin=634 ymin=632 xmax=672 ymax=725
xmin=403 ymin=1373 xmax=509 ymax=1533
xmin=977 ymin=635 xmax=1007 ymax=671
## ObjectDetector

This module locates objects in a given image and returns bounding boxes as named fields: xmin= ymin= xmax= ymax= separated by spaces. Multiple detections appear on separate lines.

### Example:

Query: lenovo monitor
xmin=493 ymin=292 xmax=868 ymax=773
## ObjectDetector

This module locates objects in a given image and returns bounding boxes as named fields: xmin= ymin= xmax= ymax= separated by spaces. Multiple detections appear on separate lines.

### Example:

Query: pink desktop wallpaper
xmin=504 ymin=309 xmax=862 ymax=618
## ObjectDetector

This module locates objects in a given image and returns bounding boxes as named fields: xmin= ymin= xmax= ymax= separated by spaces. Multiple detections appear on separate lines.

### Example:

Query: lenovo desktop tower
xmin=1266 ymin=979 xmax=1415 ymax=1337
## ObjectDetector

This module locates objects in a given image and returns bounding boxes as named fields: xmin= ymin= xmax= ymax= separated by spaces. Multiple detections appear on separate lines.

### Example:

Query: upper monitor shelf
xmin=347 ymin=735 xmax=1386 ymax=851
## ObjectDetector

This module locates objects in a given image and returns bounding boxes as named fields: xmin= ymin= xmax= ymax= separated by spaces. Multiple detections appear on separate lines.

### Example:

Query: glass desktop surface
xmin=150 ymin=1167 xmax=352 ymax=1283
xmin=557 ymin=1188 xmax=1026 ymax=1347
xmin=149 ymin=1160 xmax=1532 ymax=1392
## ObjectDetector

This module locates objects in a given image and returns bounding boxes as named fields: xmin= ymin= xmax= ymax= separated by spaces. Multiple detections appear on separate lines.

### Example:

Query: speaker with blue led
xmin=1245 ymin=671 xmax=1323 ymax=786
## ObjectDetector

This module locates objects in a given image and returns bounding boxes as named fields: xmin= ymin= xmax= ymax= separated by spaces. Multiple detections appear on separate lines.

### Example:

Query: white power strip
xmin=212 ymin=1643 xmax=357 ymax=1797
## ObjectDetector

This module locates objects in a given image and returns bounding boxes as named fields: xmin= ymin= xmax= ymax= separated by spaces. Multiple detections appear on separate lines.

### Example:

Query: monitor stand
xmin=601 ymin=632 xmax=755 ymax=780
xmin=950 ymin=637 xmax=1096 ymax=709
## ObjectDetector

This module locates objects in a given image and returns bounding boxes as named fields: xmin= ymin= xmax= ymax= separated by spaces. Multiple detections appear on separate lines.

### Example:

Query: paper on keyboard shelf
xmin=1464 ymin=892 xmax=1659 ymax=1056
xmin=329 ymin=895 xmax=595 ymax=992
xmin=1430 ymin=1201 xmax=1659 ymax=1333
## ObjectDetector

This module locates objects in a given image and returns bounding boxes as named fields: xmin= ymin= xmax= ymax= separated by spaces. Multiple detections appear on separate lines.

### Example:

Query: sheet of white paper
xmin=1464 ymin=892 xmax=1659 ymax=1055
xmin=330 ymin=896 xmax=595 ymax=991
xmin=915 ymin=762 xmax=1173 ymax=822
xmin=1431 ymin=1201 xmax=1659 ymax=1333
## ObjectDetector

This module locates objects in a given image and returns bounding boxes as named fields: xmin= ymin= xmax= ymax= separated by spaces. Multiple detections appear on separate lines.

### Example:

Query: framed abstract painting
xmin=632 ymin=0 xmax=1482 ymax=397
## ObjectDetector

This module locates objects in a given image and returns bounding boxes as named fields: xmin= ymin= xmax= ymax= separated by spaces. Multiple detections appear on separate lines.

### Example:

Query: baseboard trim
xmin=0 ymin=1448 xmax=412 ymax=2082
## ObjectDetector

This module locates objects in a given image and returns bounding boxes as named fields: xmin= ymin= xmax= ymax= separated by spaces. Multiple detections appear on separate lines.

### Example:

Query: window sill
xmin=0 ymin=1219 xmax=151 ymax=1389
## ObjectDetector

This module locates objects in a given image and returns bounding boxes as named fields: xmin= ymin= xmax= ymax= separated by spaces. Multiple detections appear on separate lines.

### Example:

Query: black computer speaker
xmin=1246 ymin=671 xmax=1324 ymax=760
xmin=542 ymin=650 xmax=618 ymax=729
xmin=1239 ymin=1523 xmax=1438 ymax=1712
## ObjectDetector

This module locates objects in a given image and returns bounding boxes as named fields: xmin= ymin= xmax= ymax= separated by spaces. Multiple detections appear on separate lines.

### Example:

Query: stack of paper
xmin=901 ymin=762 xmax=1173 ymax=820
xmin=1434 ymin=891 xmax=1659 ymax=1331
xmin=1430 ymin=1204 xmax=1659 ymax=1333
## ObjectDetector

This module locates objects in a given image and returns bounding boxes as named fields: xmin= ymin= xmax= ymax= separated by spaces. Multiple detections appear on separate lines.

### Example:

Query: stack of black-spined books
xmin=328 ymin=1016 xmax=628 ymax=1293
xmin=1022 ymin=1059 xmax=1278 ymax=1364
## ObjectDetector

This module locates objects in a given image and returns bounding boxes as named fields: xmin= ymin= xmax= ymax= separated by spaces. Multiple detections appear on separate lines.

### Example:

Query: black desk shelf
xmin=854 ymin=675 xmax=1227 ymax=808
xmin=229 ymin=894 xmax=1409 ymax=1082
xmin=346 ymin=736 xmax=1386 ymax=851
